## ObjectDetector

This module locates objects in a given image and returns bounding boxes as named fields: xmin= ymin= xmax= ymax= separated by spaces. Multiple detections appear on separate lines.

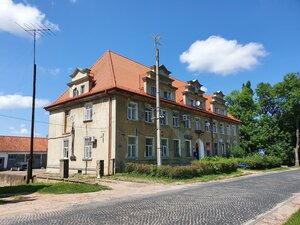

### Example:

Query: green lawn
xmin=106 ymin=170 xmax=245 ymax=184
xmin=284 ymin=208 xmax=300 ymax=225
xmin=0 ymin=182 xmax=110 ymax=197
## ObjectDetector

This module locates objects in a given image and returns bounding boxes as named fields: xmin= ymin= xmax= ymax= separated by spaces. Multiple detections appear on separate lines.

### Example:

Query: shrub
xmin=238 ymin=154 xmax=283 ymax=169
xmin=230 ymin=146 xmax=246 ymax=158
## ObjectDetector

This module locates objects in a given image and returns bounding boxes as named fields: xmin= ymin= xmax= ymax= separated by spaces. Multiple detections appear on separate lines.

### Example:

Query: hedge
xmin=237 ymin=154 xmax=282 ymax=169
xmin=125 ymin=158 xmax=238 ymax=179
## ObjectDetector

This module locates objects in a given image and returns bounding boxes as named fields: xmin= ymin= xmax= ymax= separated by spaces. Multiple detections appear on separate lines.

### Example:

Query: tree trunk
xmin=295 ymin=117 xmax=299 ymax=166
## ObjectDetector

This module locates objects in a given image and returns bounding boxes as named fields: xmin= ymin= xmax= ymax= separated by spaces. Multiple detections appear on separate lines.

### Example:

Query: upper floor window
xmin=172 ymin=112 xmax=179 ymax=128
xmin=205 ymin=121 xmax=210 ymax=132
xmin=145 ymin=137 xmax=154 ymax=158
xmin=73 ymin=87 xmax=79 ymax=97
xmin=150 ymin=86 xmax=156 ymax=96
xmin=62 ymin=139 xmax=69 ymax=159
xmin=84 ymin=137 xmax=92 ymax=159
xmin=183 ymin=115 xmax=191 ymax=129
xmin=190 ymin=99 xmax=195 ymax=107
xmin=127 ymin=136 xmax=137 ymax=159
xmin=232 ymin=125 xmax=237 ymax=136
xmin=80 ymin=85 xmax=85 ymax=94
xmin=128 ymin=102 xmax=138 ymax=120
xmin=145 ymin=108 xmax=153 ymax=123
xmin=227 ymin=125 xmax=231 ymax=135
xmin=214 ymin=107 xmax=219 ymax=114
xmin=213 ymin=122 xmax=217 ymax=133
xmin=160 ymin=109 xmax=168 ymax=125
xmin=84 ymin=103 xmax=93 ymax=121
xmin=220 ymin=123 xmax=224 ymax=134
xmin=163 ymin=91 xmax=171 ymax=100
xmin=195 ymin=118 xmax=201 ymax=131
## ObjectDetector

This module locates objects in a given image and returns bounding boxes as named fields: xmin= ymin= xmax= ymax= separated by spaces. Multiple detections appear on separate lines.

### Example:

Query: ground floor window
xmin=63 ymin=139 xmax=69 ymax=159
xmin=84 ymin=137 xmax=92 ymax=159
xmin=173 ymin=139 xmax=181 ymax=157
xmin=214 ymin=143 xmax=218 ymax=156
xmin=145 ymin=137 xmax=153 ymax=158
xmin=206 ymin=142 xmax=211 ymax=156
xmin=161 ymin=138 xmax=168 ymax=157
xmin=128 ymin=136 xmax=137 ymax=159
xmin=185 ymin=140 xmax=191 ymax=157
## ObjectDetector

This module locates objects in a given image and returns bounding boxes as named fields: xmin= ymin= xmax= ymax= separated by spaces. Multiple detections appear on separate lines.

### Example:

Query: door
xmin=197 ymin=139 xmax=205 ymax=159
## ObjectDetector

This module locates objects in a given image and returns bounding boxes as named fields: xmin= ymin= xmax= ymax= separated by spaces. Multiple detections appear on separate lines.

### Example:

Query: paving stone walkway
xmin=1 ymin=169 xmax=300 ymax=225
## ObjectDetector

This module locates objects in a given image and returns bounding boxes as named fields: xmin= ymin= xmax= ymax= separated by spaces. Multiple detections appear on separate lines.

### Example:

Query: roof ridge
xmin=90 ymin=50 xmax=111 ymax=70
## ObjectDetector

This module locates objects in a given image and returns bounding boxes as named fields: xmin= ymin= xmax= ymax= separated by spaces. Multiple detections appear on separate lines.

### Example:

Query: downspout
xmin=210 ymin=117 xmax=214 ymax=156
xmin=105 ymin=90 xmax=112 ymax=175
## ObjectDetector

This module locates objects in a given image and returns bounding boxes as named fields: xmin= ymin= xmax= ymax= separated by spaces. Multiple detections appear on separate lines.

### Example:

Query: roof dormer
xmin=67 ymin=68 xmax=92 ymax=97
xmin=182 ymin=79 xmax=206 ymax=109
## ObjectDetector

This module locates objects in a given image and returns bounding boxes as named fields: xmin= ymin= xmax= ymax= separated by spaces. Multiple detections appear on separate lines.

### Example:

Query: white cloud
xmin=200 ymin=86 xmax=208 ymax=92
xmin=38 ymin=66 xmax=61 ymax=76
xmin=180 ymin=36 xmax=268 ymax=76
xmin=70 ymin=0 xmax=77 ymax=3
xmin=0 ymin=0 xmax=59 ymax=37
xmin=9 ymin=124 xmax=29 ymax=135
xmin=0 ymin=94 xmax=50 ymax=109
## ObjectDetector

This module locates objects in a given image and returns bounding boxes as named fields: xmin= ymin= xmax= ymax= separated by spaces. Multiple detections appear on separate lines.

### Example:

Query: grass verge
xmin=107 ymin=170 xmax=245 ymax=184
xmin=284 ymin=208 xmax=300 ymax=225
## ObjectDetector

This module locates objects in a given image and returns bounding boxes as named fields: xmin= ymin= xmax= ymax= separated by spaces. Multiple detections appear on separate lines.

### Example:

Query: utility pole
xmin=154 ymin=35 xmax=162 ymax=167
xmin=17 ymin=23 xmax=53 ymax=183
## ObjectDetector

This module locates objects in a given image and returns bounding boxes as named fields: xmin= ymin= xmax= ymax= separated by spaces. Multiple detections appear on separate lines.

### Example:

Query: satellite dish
xmin=196 ymin=101 xmax=201 ymax=107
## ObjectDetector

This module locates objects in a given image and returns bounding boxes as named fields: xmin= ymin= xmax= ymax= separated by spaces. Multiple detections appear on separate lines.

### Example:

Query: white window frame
xmin=227 ymin=125 xmax=231 ymax=135
xmin=173 ymin=139 xmax=181 ymax=157
xmin=84 ymin=137 xmax=92 ymax=159
xmin=161 ymin=138 xmax=168 ymax=158
xmin=84 ymin=103 xmax=93 ymax=121
xmin=127 ymin=136 xmax=138 ymax=159
xmin=185 ymin=140 xmax=192 ymax=157
xmin=184 ymin=115 xmax=191 ymax=129
xmin=205 ymin=121 xmax=210 ymax=132
xmin=73 ymin=87 xmax=79 ymax=97
xmin=160 ymin=109 xmax=168 ymax=125
xmin=80 ymin=85 xmax=85 ymax=94
xmin=195 ymin=118 xmax=201 ymax=131
xmin=163 ymin=91 xmax=171 ymax=100
xmin=128 ymin=102 xmax=138 ymax=121
xmin=145 ymin=108 xmax=153 ymax=123
xmin=172 ymin=112 xmax=179 ymax=128
xmin=150 ymin=86 xmax=156 ymax=96
xmin=145 ymin=137 xmax=154 ymax=158
xmin=62 ymin=139 xmax=69 ymax=159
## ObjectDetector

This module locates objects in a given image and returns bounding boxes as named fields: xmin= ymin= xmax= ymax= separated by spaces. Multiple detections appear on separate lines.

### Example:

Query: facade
xmin=0 ymin=136 xmax=48 ymax=170
xmin=45 ymin=51 xmax=240 ymax=175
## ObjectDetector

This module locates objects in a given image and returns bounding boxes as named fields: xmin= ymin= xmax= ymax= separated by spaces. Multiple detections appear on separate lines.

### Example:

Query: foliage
xmin=125 ymin=160 xmax=238 ymax=179
xmin=237 ymin=154 xmax=282 ymax=169
xmin=230 ymin=145 xmax=246 ymax=158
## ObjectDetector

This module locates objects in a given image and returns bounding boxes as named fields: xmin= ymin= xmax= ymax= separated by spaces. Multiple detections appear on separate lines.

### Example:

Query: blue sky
xmin=0 ymin=0 xmax=299 ymax=137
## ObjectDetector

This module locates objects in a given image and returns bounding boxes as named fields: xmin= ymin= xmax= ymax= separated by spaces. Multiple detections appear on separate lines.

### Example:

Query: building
xmin=45 ymin=51 xmax=240 ymax=176
xmin=0 ymin=136 xmax=48 ymax=170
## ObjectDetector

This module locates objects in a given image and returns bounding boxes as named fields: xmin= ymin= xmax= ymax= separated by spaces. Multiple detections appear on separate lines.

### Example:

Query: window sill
xmin=145 ymin=121 xmax=154 ymax=124
xmin=127 ymin=157 xmax=138 ymax=160
xmin=83 ymin=119 xmax=93 ymax=123
xmin=82 ymin=158 xmax=92 ymax=161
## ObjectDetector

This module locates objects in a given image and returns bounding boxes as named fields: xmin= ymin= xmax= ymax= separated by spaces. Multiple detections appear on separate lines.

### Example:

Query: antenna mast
xmin=17 ymin=23 xmax=53 ymax=183
xmin=154 ymin=34 xmax=162 ymax=167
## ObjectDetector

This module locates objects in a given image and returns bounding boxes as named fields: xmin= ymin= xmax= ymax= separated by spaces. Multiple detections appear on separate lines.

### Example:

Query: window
xmin=227 ymin=125 xmax=231 ymax=135
xmin=185 ymin=140 xmax=191 ymax=157
xmin=172 ymin=113 xmax=179 ymax=127
xmin=184 ymin=115 xmax=191 ymax=129
xmin=84 ymin=103 xmax=93 ymax=121
xmin=220 ymin=123 xmax=224 ymax=134
xmin=195 ymin=118 xmax=201 ymax=131
xmin=163 ymin=91 xmax=171 ymax=100
xmin=214 ymin=143 xmax=218 ymax=155
xmin=150 ymin=86 xmax=156 ymax=96
xmin=73 ymin=87 xmax=79 ymax=97
xmin=205 ymin=121 xmax=210 ymax=132
xmin=128 ymin=102 xmax=138 ymax=120
xmin=233 ymin=125 xmax=237 ymax=136
xmin=214 ymin=107 xmax=219 ymax=114
xmin=145 ymin=137 xmax=153 ymax=158
xmin=145 ymin=109 xmax=153 ymax=123
xmin=80 ymin=85 xmax=85 ymax=94
xmin=127 ymin=136 xmax=137 ymax=159
xmin=213 ymin=122 xmax=217 ymax=133
xmin=173 ymin=139 xmax=180 ymax=157
xmin=161 ymin=138 xmax=168 ymax=157
xmin=63 ymin=139 xmax=69 ymax=158
xmin=84 ymin=137 xmax=92 ymax=159
xmin=190 ymin=99 xmax=195 ymax=107
xmin=160 ymin=109 xmax=167 ymax=125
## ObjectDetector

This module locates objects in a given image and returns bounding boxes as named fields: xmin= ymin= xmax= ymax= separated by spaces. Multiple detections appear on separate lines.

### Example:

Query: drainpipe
xmin=210 ymin=117 xmax=214 ymax=156
xmin=105 ymin=90 xmax=112 ymax=175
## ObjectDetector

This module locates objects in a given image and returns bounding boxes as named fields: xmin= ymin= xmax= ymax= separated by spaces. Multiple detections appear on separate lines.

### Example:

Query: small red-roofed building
xmin=44 ymin=51 xmax=240 ymax=176
xmin=0 ymin=136 xmax=48 ymax=170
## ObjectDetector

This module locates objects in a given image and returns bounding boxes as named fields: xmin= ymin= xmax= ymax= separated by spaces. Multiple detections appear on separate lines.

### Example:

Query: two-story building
xmin=45 ymin=51 xmax=240 ymax=176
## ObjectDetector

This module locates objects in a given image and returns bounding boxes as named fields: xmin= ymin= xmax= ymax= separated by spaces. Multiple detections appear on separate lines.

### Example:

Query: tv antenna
xmin=16 ymin=23 xmax=54 ymax=183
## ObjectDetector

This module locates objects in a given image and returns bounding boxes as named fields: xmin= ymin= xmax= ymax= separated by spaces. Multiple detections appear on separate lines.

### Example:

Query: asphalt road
xmin=2 ymin=169 xmax=300 ymax=225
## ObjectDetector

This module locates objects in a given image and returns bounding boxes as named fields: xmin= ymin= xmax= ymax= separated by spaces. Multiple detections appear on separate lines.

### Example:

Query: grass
xmin=106 ymin=170 xmax=245 ymax=184
xmin=0 ymin=182 xmax=110 ymax=197
xmin=284 ymin=208 xmax=300 ymax=225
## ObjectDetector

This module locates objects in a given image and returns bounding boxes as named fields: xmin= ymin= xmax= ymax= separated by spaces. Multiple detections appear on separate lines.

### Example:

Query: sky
xmin=0 ymin=0 xmax=299 ymax=137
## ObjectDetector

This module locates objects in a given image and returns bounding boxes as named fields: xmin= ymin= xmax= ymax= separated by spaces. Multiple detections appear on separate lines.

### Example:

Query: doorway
xmin=196 ymin=139 xmax=205 ymax=159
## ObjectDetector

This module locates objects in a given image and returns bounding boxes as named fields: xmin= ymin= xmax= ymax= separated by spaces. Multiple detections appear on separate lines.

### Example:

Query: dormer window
xmin=80 ymin=85 xmax=85 ymax=94
xmin=163 ymin=91 xmax=171 ymax=100
xmin=73 ymin=87 xmax=79 ymax=97
xmin=150 ymin=86 xmax=156 ymax=96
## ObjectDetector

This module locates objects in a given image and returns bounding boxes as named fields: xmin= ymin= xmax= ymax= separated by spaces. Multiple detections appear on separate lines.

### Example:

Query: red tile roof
xmin=0 ymin=136 xmax=48 ymax=152
xmin=45 ymin=50 xmax=240 ymax=123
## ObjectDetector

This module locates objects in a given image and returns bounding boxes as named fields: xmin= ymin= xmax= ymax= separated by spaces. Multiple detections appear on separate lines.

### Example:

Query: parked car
xmin=10 ymin=162 xmax=27 ymax=171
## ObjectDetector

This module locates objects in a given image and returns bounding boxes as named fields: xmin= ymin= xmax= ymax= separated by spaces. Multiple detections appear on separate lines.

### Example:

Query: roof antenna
xmin=16 ymin=23 xmax=54 ymax=184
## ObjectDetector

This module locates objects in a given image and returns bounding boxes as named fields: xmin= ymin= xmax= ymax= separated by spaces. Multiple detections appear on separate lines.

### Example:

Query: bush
xmin=237 ymin=154 xmax=283 ymax=169
xmin=230 ymin=146 xmax=246 ymax=158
